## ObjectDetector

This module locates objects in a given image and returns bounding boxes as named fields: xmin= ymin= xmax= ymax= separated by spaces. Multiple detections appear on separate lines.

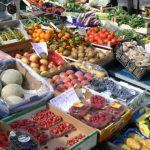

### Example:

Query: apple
xmin=40 ymin=59 xmax=48 ymax=65
xmin=32 ymin=67 xmax=40 ymax=74
xmin=15 ymin=53 xmax=22 ymax=59
xmin=21 ymin=57 xmax=30 ymax=64
xmin=40 ymin=65 xmax=48 ymax=72
xmin=30 ymin=62 xmax=40 ymax=68
xmin=40 ymin=52 xmax=47 ymax=59
xmin=29 ymin=53 xmax=39 ymax=63
xmin=48 ymin=62 xmax=55 ymax=69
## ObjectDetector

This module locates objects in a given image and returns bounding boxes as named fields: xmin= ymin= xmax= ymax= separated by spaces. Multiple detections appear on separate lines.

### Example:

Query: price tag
xmin=31 ymin=42 xmax=48 ymax=57
xmin=78 ymin=28 xmax=87 ymax=35
xmin=41 ymin=24 xmax=51 ymax=30
xmin=145 ymin=44 xmax=150 ymax=53
xmin=50 ymin=88 xmax=80 ymax=112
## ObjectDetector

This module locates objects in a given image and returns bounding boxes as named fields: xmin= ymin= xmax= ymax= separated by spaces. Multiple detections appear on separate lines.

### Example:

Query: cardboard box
xmin=0 ymin=58 xmax=53 ymax=116
xmin=3 ymin=103 xmax=97 ymax=150
xmin=0 ymin=20 xmax=31 ymax=51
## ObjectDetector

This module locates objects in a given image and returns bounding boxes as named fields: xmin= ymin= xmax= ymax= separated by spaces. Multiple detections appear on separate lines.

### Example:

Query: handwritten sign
xmin=31 ymin=42 xmax=48 ymax=57
xmin=50 ymin=88 xmax=80 ymax=112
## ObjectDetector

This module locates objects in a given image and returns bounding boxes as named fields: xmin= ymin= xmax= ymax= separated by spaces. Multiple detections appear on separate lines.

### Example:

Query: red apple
xmin=15 ymin=53 xmax=22 ymax=59
xmin=30 ymin=62 xmax=40 ymax=68
xmin=21 ymin=57 xmax=30 ymax=64
xmin=40 ymin=65 xmax=48 ymax=72
xmin=40 ymin=59 xmax=48 ymax=66
xmin=29 ymin=53 xmax=40 ymax=63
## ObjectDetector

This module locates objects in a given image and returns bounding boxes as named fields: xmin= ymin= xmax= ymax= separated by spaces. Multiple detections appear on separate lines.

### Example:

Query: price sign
xmin=31 ymin=42 xmax=48 ymax=57
xmin=78 ymin=27 xmax=87 ymax=35
xmin=145 ymin=44 xmax=150 ymax=53
xmin=50 ymin=88 xmax=80 ymax=112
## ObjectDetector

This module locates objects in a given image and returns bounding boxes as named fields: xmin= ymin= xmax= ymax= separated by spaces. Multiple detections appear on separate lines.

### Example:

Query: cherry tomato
xmin=107 ymin=35 xmax=113 ymax=41
xmin=102 ymin=28 xmax=108 ymax=33
xmin=117 ymin=37 xmax=124 ymax=42
xmin=98 ymin=39 xmax=104 ymax=45
xmin=93 ymin=27 xmax=99 ymax=33
xmin=111 ymin=38 xmax=117 ymax=45
xmin=87 ymin=30 xmax=91 ymax=35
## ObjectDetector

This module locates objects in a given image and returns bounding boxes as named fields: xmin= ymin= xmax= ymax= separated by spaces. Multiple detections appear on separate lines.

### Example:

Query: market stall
xmin=0 ymin=0 xmax=149 ymax=150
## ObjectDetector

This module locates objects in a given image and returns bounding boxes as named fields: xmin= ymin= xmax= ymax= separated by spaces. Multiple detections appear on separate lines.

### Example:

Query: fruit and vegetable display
xmin=62 ymin=45 xmax=111 ymax=64
xmin=84 ymin=27 xmax=123 ymax=45
xmin=8 ymin=108 xmax=91 ymax=149
xmin=69 ymin=99 xmax=127 ymax=130
xmin=113 ymin=128 xmax=150 ymax=150
xmin=88 ymin=78 xmax=139 ymax=103
xmin=49 ymin=69 xmax=92 ymax=92
xmin=0 ymin=29 xmax=25 ymax=44
xmin=76 ymin=11 xmax=101 ymax=27
xmin=15 ymin=51 xmax=65 ymax=75
xmin=0 ymin=130 xmax=9 ymax=148
xmin=0 ymin=69 xmax=24 ymax=105
xmin=115 ymin=40 xmax=150 ymax=79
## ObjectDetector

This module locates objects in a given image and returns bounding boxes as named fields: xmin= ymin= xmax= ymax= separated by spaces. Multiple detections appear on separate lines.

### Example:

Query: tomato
xmin=98 ymin=39 xmax=104 ymax=45
xmin=111 ymin=38 xmax=117 ymax=45
xmin=101 ymin=34 xmax=107 ymax=39
xmin=104 ymin=39 xmax=109 ymax=44
xmin=109 ymin=31 xmax=115 ymax=36
xmin=104 ymin=32 xmax=109 ymax=37
xmin=89 ymin=35 xmax=94 ymax=39
xmin=87 ymin=30 xmax=91 ymax=35
xmin=117 ymin=37 xmax=124 ymax=42
xmin=107 ymin=35 xmax=113 ymax=41
xmin=93 ymin=27 xmax=99 ymax=33
xmin=89 ymin=37 xmax=94 ymax=42
xmin=102 ymin=28 xmax=108 ymax=33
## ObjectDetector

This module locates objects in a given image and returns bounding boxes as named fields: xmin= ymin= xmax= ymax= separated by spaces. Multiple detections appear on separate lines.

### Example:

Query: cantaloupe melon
xmin=0 ymin=69 xmax=23 ymax=86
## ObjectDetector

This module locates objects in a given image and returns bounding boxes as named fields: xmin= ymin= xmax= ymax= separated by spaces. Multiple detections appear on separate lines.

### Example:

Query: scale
xmin=0 ymin=0 xmax=20 ymax=22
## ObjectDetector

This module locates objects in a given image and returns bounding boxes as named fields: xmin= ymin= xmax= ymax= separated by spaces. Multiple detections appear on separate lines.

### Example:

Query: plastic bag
xmin=89 ymin=0 xmax=110 ymax=7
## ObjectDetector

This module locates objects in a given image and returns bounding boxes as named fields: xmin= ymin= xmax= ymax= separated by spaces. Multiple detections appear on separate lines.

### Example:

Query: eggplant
xmin=84 ymin=16 xmax=96 ymax=26
xmin=85 ymin=10 xmax=94 ymax=18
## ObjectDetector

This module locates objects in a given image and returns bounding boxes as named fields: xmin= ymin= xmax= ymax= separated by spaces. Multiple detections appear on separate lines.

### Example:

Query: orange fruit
xmin=57 ymin=29 xmax=62 ymax=33
xmin=32 ymin=32 xmax=36 ymax=38
xmin=44 ymin=33 xmax=50 ymax=41
xmin=64 ymin=33 xmax=70 ymax=38
xmin=68 ymin=39 xmax=73 ymax=42
xmin=28 ymin=30 xmax=33 ymax=35
xmin=37 ymin=29 xmax=43 ymax=34
xmin=34 ymin=23 xmax=40 ymax=28
xmin=39 ymin=39 xmax=46 ymax=42
xmin=40 ymin=32 xmax=45 ymax=39
xmin=35 ymin=37 xmax=40 ymax=42
xmin=58 ymin=33 xmax=63 ymax=38
xmin=35 ymin=32 xmax=40 ymax=38
xmin=49 ymin=28 xmax=54 ymax=33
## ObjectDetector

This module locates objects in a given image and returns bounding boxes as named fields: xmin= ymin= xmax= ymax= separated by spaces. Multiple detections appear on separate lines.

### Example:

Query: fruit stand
xmin=0 ymin=0 xmax=150 ymax=150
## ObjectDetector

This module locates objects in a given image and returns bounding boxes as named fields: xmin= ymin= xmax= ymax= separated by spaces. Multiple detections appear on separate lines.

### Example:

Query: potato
xmin=116 ymin=143 xmax=131 ymax=150
xmin=128 ymin=133 xmax=143 ymax=142
xmin=125 ymin=138 xmax=141 ymax=150
xmin=140 ymin=140 xmax=150 ymax=149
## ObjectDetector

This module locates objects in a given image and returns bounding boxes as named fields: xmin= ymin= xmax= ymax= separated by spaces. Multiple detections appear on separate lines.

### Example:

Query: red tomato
xmin=111 ymin=38 xmax=117 ymax=45
xmin=107 ymin=35 xmax=113 ymax=41
xmin=89 ymin=37 xmax=94 ymax=42
xmin=93 ymin=27 xmax=99 ymax=33
xmin=117 ymin=37 xmax=124 ymax=42
xmin=102 ymin=28 xmax=108 ymax=33
xmin=101 ymin=34 xmax=107 ymax=39
xmin=104 ymin=39 xmax=109 ymax=44
xmin=87 ymin=30 xmax=91 ymax=35
xmin=98 ymin=39 xmax=104 ymax=45
xmin=105 ymin=32 xmax=109 ymax=37
xmin=109 ymin=31 xmax=115 ymax=36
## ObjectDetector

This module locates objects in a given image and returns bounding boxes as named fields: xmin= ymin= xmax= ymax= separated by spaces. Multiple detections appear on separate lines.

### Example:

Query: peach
xmin=29 ymin=53 xmax=39 ymax=63
xmin=63 ymin=77 xmax=70 ymax=83
xmin=60 ymin=72 xmax=67 ymax=78
xmin=21 ymin=57 xmax=30 ymax=64
xmin=40 ymin=65 xmax=48 ymax=72
xmin=66 ymin=70 xmax=74 ymax=75
xmin=15 ymin=53 xmax=22 ymax=59
xmin=84 ymin=73 xmax=92 ymax=80
xmin=68 ymin=74 xmax=76 ymax=80
xmin=75 ymin=71 xmax=83 ymax=78
xmin=52 ymin=75 xmax=60 ymax=81
xmin=30 ymin=62 xmax=40 ymax=68
xmin=40 ymin=59 xmax=48 ymax=65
